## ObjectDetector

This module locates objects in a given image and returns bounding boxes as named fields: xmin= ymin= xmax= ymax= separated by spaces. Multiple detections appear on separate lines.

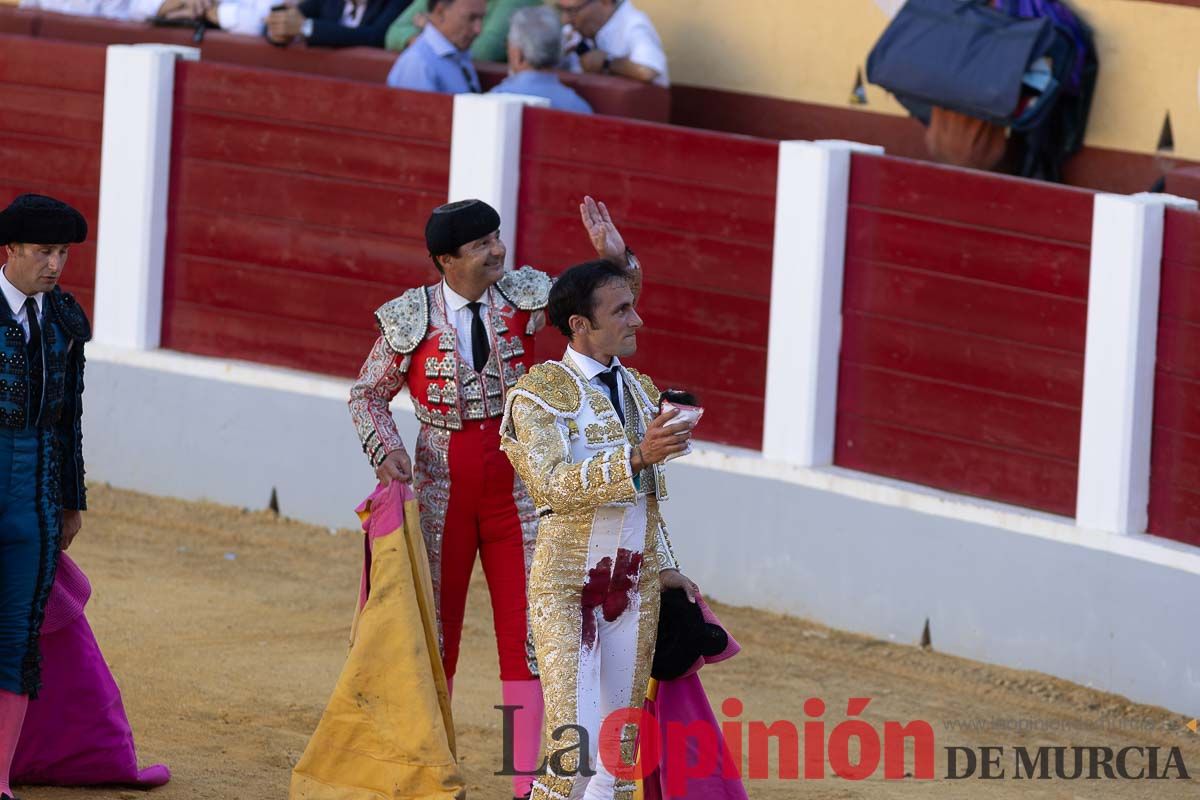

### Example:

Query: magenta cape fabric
xmin=12 ymin=553 xmax=170 ymax=787
xmin=641 ymin=597 xmax=748 ymax=800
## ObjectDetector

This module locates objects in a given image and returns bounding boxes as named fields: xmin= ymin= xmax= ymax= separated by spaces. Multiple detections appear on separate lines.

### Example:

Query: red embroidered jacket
xmin=350 ymin=266 xmax=552 ymax=466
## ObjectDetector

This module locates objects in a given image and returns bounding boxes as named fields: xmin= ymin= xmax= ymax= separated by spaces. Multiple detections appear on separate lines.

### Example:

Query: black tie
xmin=460 ymin=64 xmax=481 ymax=93
xmin=467 ymin=301 xmax=490 ymax=372
xmin=597 ymin=367 xmax=625 ymax=425
xmin=24 ymin=297 xmax=43 ymax=427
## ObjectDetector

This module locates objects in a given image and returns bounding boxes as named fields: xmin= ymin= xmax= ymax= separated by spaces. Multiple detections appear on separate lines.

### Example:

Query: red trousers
xmin=429 ymin=418 xmax=534 ymax=682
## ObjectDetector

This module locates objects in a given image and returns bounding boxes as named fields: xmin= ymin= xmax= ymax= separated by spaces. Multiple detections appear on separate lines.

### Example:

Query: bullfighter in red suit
xmin=348 ymin=197 xmax=637 ymax=800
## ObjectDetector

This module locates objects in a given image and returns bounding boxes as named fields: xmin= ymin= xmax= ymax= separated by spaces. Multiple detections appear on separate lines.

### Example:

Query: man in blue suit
xmin=0 ymin=194 xmax=91 ymax=800
xmin=265 ymin=0 xmax=412 ymax=48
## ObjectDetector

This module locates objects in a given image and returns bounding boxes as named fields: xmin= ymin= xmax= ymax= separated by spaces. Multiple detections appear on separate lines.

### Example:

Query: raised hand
xmin=580 ymin=196 xmax=627 ymax=265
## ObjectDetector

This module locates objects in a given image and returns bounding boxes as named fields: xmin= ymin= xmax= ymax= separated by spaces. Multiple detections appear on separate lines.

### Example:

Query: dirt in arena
xmin=18 ymin=486 xmax=1199 ymax=800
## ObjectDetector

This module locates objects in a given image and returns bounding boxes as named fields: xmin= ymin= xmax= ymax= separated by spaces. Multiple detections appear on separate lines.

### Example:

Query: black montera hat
xmin=651 ymin=588 xmax=729 ymax=681
xmin=425 ymin=199 xmax=501 ymax=256
xmin=0 ymin=194 xmax=88 ymax=246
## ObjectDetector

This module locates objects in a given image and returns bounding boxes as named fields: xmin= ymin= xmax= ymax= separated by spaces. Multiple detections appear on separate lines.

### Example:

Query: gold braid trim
xmin=624 ymin=367 xmax=661 ymax=408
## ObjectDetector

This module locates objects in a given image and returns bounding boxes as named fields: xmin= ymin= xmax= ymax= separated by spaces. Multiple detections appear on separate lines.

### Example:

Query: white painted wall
xmin=81 ymin=347 xmax=1200 ymax=718
xmin=1076 ymin=192 xmax=1200 ymax=534
xmin=764 ymin=140 xmax=882 ymax=467
xmin=448 ymin=93 xmax=550 ymax=272
xmin=93 ymin=44 xmax=198 ymax=350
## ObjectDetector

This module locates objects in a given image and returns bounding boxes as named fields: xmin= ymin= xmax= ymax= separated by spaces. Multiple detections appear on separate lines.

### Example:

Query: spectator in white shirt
xmin=18 ymin=0 xmax=130 ymax=20
xmin=126 ymin=0 xmax=274 ymax=35
xmin=558 ymin=0 xmax=668 ymax=88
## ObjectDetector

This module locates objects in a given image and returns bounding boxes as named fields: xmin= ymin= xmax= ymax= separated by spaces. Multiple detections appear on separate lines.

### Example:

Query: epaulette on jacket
xmin=496 ymin=266 xmax=552 ymax=312
xmin=512 ymin=361 xmax=583 ymax=416
xmin=375 ymin=287 xmax=430 ymax=355
xmin=47 ymin=288 xmax=91 ymax=342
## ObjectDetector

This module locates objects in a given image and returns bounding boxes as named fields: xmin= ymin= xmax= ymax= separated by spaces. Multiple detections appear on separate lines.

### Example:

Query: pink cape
xmin=12 ymin=553 xmax=170 ymax=787
xmin=641 ymin=597 xmax=748 ymax=800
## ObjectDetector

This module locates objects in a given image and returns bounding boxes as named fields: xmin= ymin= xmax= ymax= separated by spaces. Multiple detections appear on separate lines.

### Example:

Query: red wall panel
xmin=515 ymin=108 xmax=777 ymax=450
xmin=1148 ymin=207 xmax=1200 ymax=546
xmin=0 ymin=35 xmax=103 ymax=316
xmin=836 ymin=153 xmax=1094 ymax=515
xmin=160 ymin=61 xmax=451 ymax=375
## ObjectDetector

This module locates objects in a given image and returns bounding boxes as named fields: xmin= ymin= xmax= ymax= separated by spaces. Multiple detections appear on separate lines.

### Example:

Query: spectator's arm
xmin=468 ymin=0 xmax=539 ymax=62
xmin=383 ymin=0 xmax=423 ymax=51
xmin=616 ymin=20 xmax=667 ymax=83
xmin=128 ymin=0 xmax=166 ymax=19
xmin=307 ymin=0 xmax=408 ymax=47
xmin=218 ymin=0 xmax=271 ymax=35
xmin=608 ymin=56 xmax=659 ymax=84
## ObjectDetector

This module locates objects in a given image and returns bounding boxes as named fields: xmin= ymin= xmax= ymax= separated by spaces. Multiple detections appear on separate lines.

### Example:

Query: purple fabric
xmin=12 ymin=556 xmax=170 ymax=787
xmin=39 ymin=552 xmax=90 ymax=634
xmin=643 ymin=599 xmax=748 ymax=800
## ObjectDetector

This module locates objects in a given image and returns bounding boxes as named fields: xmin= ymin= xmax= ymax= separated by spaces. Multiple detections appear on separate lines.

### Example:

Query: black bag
xmin=866 ymin=0 xmax=1066 ymax=130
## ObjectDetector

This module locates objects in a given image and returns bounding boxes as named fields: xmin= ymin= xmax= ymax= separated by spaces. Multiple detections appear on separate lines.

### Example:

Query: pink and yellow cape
xmin=290 ymin=482 xmax=465 ymax=800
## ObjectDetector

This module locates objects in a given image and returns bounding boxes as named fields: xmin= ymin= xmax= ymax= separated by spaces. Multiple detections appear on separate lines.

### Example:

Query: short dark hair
xmin=547 ymin=259 xmax=631 ymax=338
xmin=427 ymin=0 xmax=453 ymax=11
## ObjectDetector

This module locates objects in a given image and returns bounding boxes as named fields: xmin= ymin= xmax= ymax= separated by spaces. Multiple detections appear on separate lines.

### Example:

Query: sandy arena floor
xmin=15 ymin=485 xmax=1200 ymax=799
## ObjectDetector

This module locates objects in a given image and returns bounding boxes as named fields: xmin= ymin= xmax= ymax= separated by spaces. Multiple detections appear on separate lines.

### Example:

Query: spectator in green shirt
xmin=384 ymin=0 xmax=540 ymax=62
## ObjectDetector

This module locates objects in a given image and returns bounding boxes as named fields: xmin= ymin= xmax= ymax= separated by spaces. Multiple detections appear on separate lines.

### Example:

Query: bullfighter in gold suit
xmin=501 ymin=259 xmax=701 ymax=800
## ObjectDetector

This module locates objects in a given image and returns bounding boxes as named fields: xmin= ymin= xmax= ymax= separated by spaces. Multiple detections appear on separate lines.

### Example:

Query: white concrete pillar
xmin=448 ymin=93 xmax=550 ymax=271
xmin=1076 ymin=192 xmax=1198 ymax=534
xmin=763 ymin=140 xmax=883 ymax=464
xmin=93 ymin=44 xmax=199 ymax=350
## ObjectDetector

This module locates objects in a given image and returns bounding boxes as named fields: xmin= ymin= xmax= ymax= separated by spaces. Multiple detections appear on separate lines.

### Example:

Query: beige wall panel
xmin=634 ymin=0 xmax=1200 ymax=159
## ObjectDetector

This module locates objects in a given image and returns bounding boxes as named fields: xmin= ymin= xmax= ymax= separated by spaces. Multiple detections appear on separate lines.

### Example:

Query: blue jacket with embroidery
xmin=0 ymin=286 xmax=90 ymax=511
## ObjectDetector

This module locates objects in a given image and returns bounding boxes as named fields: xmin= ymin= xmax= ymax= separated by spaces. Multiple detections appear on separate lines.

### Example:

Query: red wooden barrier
xmin=0 ymin=34 xmax=103 ymax=317
xmin=514 ymin=108 xmax=776 ymax=450
xmin=836 ymin=153 xmax=1094 ymax=515
xmin=1148 ymin=207 xmax=1200 ymax=547
xmin=160 ymin=60 xmax=451 ymax=376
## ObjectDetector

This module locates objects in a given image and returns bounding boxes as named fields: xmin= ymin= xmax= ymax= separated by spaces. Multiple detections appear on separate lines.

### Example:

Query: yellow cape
xmin=290 ymin=483 xmax=466 ymax=800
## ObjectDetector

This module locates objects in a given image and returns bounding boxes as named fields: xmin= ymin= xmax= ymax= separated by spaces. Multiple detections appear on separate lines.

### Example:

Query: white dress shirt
xmin=19 ymin=0 xmax=131 ymax=19
xmin=564 ymin=0 xmax=670 ymax=88
xmin=125 ymin=0 xmax=273 ymax=34
xmin=441 ymin=280 xmax=493 ymax=369
xmin=566 ymin=345 xmax=626 ymax=419
xmin=0 ymin=266 xmax=43 ymax=343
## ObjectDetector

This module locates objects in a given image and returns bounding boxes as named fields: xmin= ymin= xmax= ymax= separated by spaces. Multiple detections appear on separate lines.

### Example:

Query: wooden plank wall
xmin=160 ymin=60 xmax=452 ymax=376
xmin=515 ymin=108 xmax=777 ymax=450
xmin=836 ymin=153 xmax=1095 ymax=516
xmin=0 ymin=35 xmax=103 ymax=316
xmin=1148 ymin=207 xmax=1200 ymax=547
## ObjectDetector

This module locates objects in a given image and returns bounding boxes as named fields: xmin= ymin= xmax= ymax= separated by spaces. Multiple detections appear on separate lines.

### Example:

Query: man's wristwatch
xmin=301 ymin=17 xmax=314 ymax=38
xmin=624 ymin=246 xmax=639 ymax=270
